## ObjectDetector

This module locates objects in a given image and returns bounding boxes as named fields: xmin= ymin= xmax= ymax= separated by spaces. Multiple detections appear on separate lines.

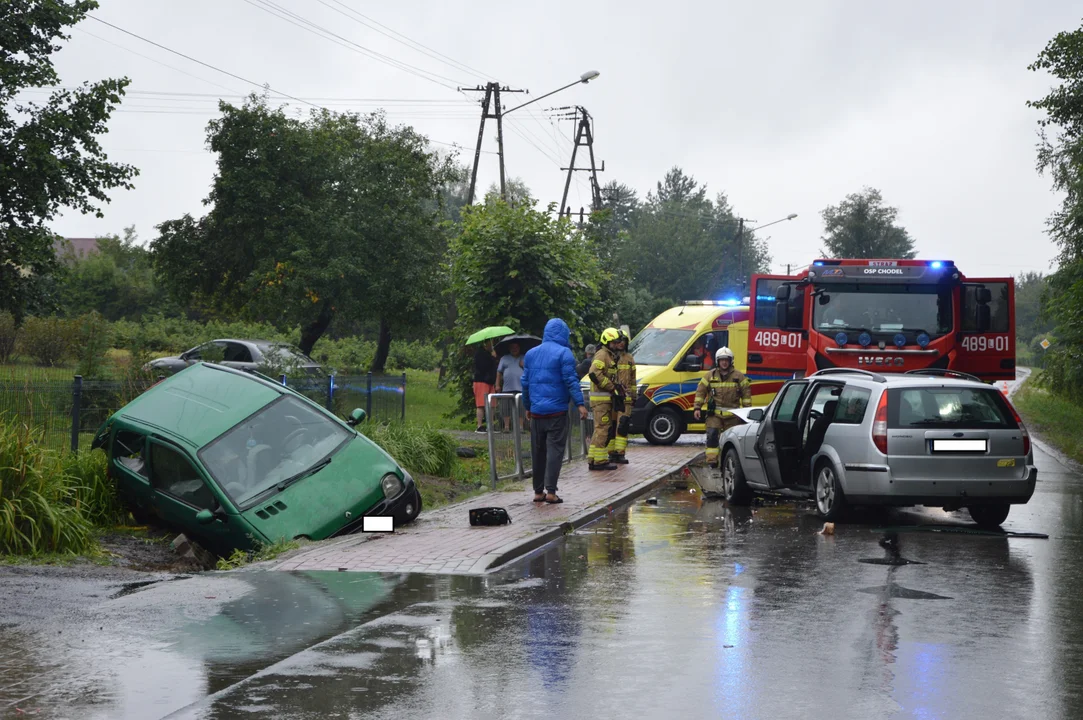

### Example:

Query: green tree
xmin=0 ymin=0 xmax=138 ymax=322
xmin=151 ymin=98 xmax=454 ymax=368
xmin=56 ymin=226 xmax=176 ymax=320
xmin=624 ymin=167 xmax=769 ymax=302
xmin=448 ymin=197 xmax=606 ymax=415
xmin=1029 ymin=22 xmax=1083 ymax=399
xmin=820 ymin=188 xmax=917 ymax=259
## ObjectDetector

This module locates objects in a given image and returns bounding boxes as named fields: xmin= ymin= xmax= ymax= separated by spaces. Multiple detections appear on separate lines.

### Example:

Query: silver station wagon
xmin=717 ymin=369 xmax=1037 ymax=529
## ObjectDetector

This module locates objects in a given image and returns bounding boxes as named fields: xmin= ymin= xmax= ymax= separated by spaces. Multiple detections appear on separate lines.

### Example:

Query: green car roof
xmin=118 ymin=364 xmax=283 ymax=448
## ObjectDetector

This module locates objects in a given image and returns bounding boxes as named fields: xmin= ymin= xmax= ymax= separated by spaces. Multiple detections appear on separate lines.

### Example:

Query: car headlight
xmin=380 ymin=472 xmax=404 ymax=499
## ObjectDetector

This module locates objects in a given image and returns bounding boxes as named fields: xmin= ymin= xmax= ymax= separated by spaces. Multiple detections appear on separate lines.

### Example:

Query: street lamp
xmin=736 ymin=213 xmax=798 ymax=289
xmin=501 ymin=70 xmax=600 ymax=118
xmin=465 ymin=70 xmax=601 ymax=204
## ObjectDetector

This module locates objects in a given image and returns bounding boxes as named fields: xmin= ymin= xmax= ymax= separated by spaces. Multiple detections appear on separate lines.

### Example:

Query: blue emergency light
xmin=719 ymin=298 xmax=741 ymax=307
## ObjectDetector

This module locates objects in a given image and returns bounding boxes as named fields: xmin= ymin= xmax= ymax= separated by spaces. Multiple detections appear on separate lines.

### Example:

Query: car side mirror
xmin=818 ymin=293 xmax=830 ymax=306
xmin=195 ymin=508 xmax=215 ymax=525
xmin=976 ymin=287 xmax=992 ymax=304
xmin=775 ymin=300 xmax=790 ymax=329
xmin=681 ymin=354 xmax=703 ymax=372
xmin=347 ymin=408 xmax=367 ymax=427
xmin=775 ymin=284 xmax=791 ymax=301
xmin=747 ymin=408 xmax=764 ymax=422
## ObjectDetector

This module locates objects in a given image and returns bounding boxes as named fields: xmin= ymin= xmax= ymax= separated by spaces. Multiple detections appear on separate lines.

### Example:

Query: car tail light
xmin=1004 ymin=398 xmax=1031 ymax=456
xmin=872 ymin=390 xmax=889 ymax=455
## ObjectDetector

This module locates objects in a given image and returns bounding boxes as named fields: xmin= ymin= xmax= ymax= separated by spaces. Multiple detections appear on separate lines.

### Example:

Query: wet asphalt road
xmin=3 ymin=440 xmax=1082 ymax=719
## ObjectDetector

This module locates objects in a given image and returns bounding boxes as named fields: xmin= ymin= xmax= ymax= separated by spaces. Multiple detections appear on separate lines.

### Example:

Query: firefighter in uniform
xmin=694 ymin=346 xmax=752 ymax=468
xmin=609 ymin=329 xmax=636 ymax=465
xmin=588 ymin=328 xmax=622 ymax=471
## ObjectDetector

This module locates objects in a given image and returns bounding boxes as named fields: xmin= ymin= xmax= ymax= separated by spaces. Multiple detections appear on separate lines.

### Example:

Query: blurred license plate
xmin=932 ymin=439 xmax=987 ymax=452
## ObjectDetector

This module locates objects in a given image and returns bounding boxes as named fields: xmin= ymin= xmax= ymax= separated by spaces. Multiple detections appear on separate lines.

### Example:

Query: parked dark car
xmin=92 ymin=362 xmax=422 ymax=555
xmin=145 ymin=339 xmax=323 ymax=377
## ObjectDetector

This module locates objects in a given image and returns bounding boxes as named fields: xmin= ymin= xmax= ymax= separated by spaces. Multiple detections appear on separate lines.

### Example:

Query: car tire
xmin=721 ymin=447 xmax=752 ymax=506
xmin=395 ymin=487 xmax=423 ymax=526
xmin=814 ymin=460 xmax=846 ymax=521
xmin=968 ymin=503 xmax=1010 ymax=530
xmin=644 ymin=407 xmax=682 ymax=445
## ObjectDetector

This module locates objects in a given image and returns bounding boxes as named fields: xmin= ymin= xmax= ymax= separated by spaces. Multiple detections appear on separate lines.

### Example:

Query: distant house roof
xmin=54 ymin=237 xmax=100 ymax=263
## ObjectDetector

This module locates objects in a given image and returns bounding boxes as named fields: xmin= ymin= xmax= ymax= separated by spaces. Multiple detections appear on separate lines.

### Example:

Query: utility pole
xmin=461 ymin=82 xmax=526 ymax=204
xmin=736 ymin=218 xmax=746 ymax=292
xmin=558 ymin=106 xmax=604 ymax=215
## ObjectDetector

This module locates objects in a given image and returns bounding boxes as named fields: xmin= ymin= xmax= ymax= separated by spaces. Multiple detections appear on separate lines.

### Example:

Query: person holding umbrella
xmin=467 ymin=326 xmax=513 ymax=434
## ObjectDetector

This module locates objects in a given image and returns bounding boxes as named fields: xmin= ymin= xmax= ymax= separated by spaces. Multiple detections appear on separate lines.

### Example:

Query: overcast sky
xmin=43 ymin=0 xmax=1080 ymax=278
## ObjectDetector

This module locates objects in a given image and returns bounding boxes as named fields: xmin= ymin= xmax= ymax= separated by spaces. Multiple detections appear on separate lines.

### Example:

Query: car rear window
xmin=887 ymin=386 xmax=1018 ymax=429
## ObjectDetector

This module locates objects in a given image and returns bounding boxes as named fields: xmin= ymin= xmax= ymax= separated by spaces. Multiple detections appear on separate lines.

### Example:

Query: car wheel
xmin=968 ymin=503 xmax=1010 ymax=530
xmin=722 ymin=447 xmax=752 ymax=506
xmin=814 ymin=460 xmax=846 ymax=521
xmin=395 ymin=487 xmax=423 ymax=526
xmin=644 ymin=407 xmax=682 ymax=445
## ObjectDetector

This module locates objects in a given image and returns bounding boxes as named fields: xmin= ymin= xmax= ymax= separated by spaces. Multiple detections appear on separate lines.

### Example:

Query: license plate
xmin=931 ymin=439 xmax=987 ymax=452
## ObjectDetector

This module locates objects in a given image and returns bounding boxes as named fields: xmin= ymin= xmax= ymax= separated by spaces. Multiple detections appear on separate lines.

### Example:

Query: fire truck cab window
xmin=812 ymin=283 xmax=952 ymax=339
xmin=756 ymin=279 xmax=803 ymax=329
xmin=961 ymin=282 xmax=1010 ymax=333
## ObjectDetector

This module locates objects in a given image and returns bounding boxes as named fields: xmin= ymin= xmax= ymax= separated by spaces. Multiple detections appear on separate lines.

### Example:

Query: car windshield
xmin=629 ymin=328 xmax=693 ymax=366
xmin=199 ymin=395 xmax=351 ymax=507
xmin=813 ymin=283 xmax=953 ymax=339
xmin=888 ymin=386 xmax=1016 ymax=429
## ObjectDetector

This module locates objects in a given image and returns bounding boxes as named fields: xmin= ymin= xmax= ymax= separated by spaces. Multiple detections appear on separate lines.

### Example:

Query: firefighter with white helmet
xmin=694 ymin=346 xmax=751 ymax=468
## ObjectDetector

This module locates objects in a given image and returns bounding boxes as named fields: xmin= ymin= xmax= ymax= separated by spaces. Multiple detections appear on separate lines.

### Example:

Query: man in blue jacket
xmin=521 ymin=318 xmax=588 ymax=504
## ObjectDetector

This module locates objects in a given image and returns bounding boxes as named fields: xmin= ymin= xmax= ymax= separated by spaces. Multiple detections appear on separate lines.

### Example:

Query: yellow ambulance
xmin=588 ymin=300 xmax=789 ymax=445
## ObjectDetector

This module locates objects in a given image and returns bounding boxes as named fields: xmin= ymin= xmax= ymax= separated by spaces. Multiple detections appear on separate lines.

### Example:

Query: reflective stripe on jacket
xmin=694 ymin=367 xmax=752 ymax=411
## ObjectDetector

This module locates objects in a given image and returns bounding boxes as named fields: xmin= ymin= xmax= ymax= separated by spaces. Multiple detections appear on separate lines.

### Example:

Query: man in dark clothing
xmin=522 ymin=319 xmax=588 ymax=504
xmin=575 ymin=344 xmax=596 ymax=380
xmin=472 ymin=342 xmax=498 ymax=433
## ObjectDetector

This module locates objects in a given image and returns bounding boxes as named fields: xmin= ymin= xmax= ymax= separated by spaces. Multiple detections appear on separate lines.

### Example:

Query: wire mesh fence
xmin=0 ymin=369 xmax=409 ymax=454
xmin=280 ymin=373 xmax=407 ymax=423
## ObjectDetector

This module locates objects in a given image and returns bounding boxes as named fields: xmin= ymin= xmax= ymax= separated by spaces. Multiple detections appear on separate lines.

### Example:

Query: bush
xmin=57 ymin=449 xmax=126 ymax=527
xmin=17 ymin=316 xmax=74 ymax=366
xmin=72 ymin=312 xmax=112 ymax=378
xmin=360 ymin=422 xmax=458 ymax=477
xmin=0 ymin=417 xmax=94 ymax=555
xmin=314 ymin=336 xmax=376 ymax=373
xmin=0 ymin=312 xmax=16 ymax=364
xmin=388 ymin=340 xmax=441 ymax=371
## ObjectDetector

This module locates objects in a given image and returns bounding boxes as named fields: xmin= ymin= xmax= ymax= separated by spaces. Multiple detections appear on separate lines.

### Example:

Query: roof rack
xmin=808 ymin=368 xmax=887 ymax=383
xmin=904 ymin=368 xmax=981 ymax=383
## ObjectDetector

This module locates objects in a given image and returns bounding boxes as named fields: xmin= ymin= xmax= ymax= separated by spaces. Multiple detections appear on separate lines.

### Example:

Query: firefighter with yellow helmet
xmin=587 ymin=327 xmax=622 ymax=471
xmin=608 ymin=329 xmax=636 ymax=465
xmin=694 ymin=346 xmax=751 ymax=468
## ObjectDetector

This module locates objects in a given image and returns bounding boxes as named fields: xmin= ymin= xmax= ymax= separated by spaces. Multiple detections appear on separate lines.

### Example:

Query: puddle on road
xmin=4 ymin=479 xmax=1077 ymax=719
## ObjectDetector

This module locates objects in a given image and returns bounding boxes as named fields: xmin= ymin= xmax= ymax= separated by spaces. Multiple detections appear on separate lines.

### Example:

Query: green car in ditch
xmin=91 ymin=362 xmax=422 ymax=555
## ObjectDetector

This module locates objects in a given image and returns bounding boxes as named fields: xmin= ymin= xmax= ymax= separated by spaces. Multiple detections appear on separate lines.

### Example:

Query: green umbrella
xmin=466 ymin=325 xmax=515 ymax=345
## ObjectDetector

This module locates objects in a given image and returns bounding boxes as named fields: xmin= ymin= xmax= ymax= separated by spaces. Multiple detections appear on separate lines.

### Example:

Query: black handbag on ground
xmin=469 ymin=507 xmax=512 ymax=526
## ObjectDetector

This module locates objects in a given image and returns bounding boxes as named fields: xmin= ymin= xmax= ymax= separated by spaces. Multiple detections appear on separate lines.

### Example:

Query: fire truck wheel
xmin=644 ymin=407 xmax=682 ymax=445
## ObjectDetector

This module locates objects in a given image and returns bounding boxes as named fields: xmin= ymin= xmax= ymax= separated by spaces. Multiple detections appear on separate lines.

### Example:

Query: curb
xmin=467 ymin=451 xmax=705 ymax=574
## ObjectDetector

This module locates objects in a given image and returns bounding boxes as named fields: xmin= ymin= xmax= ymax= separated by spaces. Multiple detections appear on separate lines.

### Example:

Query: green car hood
xmin=240 ymin=434 xmax=401 ymax=543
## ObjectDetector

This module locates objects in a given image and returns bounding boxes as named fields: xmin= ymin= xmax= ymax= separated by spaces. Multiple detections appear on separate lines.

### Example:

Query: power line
xmin=74 ymin=27 xmax=244 ymax=96
xmin=239 ymin=0 xmax=470 ymax=90
xmin=87 ymin=15 xmax=320 ymax=108
xmin=317 ymin=0 xmax=495 ymax=81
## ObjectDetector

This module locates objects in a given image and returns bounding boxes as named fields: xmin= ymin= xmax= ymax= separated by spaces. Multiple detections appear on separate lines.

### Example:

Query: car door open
xmin=755 ymin=380 xmax=809 ymax=488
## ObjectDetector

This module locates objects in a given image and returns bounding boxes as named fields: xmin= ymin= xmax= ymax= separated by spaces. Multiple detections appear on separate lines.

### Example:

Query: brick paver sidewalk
xmin=272 ymin=444 xmax=701 ymax=575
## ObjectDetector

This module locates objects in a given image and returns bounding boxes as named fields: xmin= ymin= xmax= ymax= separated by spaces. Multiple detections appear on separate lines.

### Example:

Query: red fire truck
xmin=747 ymin=259 xmax=1016 ymax=382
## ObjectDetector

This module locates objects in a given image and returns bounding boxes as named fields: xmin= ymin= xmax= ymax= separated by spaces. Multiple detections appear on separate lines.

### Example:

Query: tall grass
xmin=0 ymin=419 xmax=94 ymax=555
xmin=361 ymin=422 xmax=459 ymax=477
xmin=59 ymin=449 xmax=127 ymax=527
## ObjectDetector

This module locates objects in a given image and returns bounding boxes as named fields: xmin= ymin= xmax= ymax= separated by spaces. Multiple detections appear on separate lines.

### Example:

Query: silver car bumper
xmin=846 ymin=465 xmax=1037 ymax=507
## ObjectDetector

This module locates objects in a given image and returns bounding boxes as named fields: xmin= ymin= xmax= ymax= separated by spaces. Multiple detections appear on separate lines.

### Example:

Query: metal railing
xmin=485 ymin=393 xmax=592 ymax=488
